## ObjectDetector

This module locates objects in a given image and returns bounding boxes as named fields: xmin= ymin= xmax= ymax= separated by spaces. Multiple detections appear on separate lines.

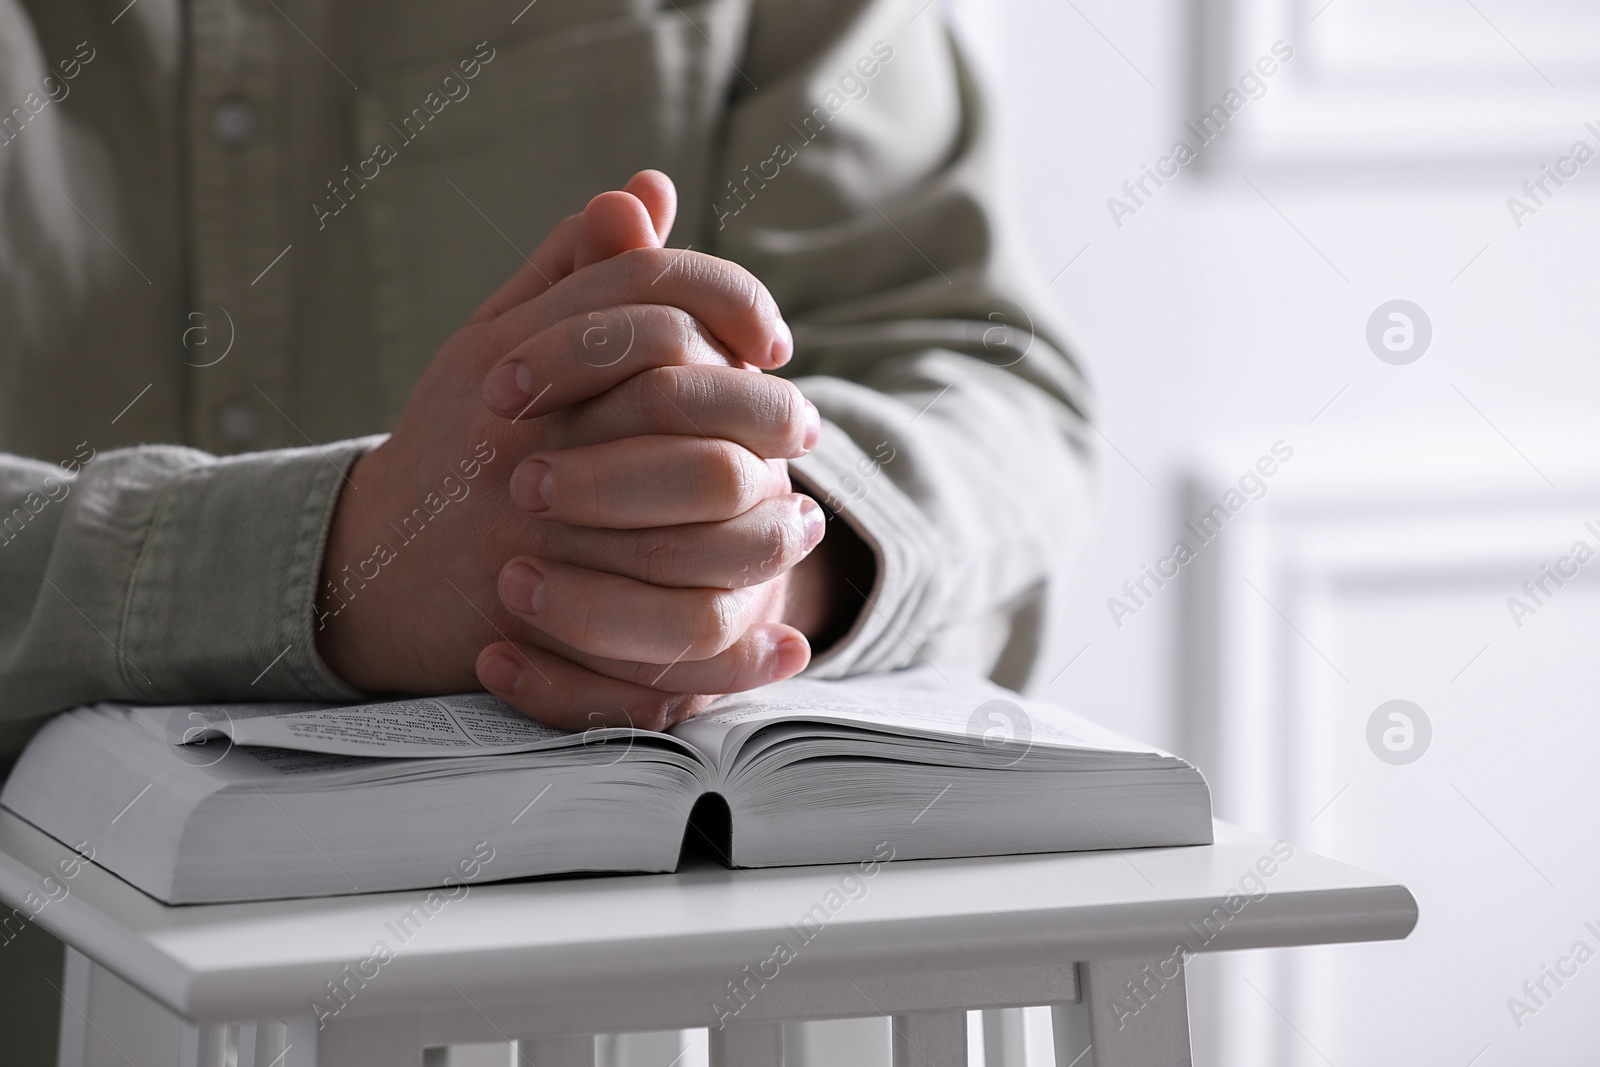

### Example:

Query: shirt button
xmin=218 ymin=400 xmax=263 ymax=450
xmin=212 ymin=95 xmax=258 ymax=147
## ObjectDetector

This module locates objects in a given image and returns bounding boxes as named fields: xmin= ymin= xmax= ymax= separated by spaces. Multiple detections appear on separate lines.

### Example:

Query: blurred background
xmin=955 ymin=0 xmax=1600 ymax=1063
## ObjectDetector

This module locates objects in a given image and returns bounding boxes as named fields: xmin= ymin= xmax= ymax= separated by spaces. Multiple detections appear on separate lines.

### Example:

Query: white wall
xmin=961 ymin=0 xmax=1600 ymax=747
xmin=955 ymin=2 xmax=1600 ymax=1064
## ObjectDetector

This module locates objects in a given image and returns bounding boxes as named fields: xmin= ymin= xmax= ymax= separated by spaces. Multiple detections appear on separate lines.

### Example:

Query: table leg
xmin=56 ymin=947 xmax=92 ymax=1067
xmin=598 ymin=1031 xmax=697 ymax=1067
xmin=520 ymin=1034 xmax=597 ymax=1066
xmin=1078 ymin=956 xmax=1193 ymax=1067
xmin=250 ymin=1020 xmax=290 ymax=1067
xmin=238 ymin=1023 xmax=259 ymax=1067
xmin=981 ymin=1008 xmax=1026 ymax=1067
xmin=709 ymin=1023 xmax=783 ymax=1067
xmin=891 ymin=1010 xmax=967 ymax=1067
xmin=309 ymin=1012 xmax=425 ymax=1067
xmin=57 ymin=949 xmax=191 ymax=1067
xmin=1050 ymin=998 xmax=1094 ymax=1067
xmin=179 ymin=1022 xmax=230 ymax=1067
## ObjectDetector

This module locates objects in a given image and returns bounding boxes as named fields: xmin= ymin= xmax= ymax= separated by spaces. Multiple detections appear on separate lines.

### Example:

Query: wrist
xmin=782 ymin=499 xmax=874 ymax=655
xmin=313 ymin=448 xmax=389 ymax=690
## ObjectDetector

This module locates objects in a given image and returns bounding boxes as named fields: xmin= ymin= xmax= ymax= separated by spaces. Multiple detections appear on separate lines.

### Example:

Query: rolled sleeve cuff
xmin=120 ymin=435 xmax=388 ymax=702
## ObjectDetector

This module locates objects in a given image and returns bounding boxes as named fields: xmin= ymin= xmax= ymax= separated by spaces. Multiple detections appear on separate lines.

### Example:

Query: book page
xmin=673 ymin=668 xmax=1173 ymax=767
xmin=173 ymin=694 xmax=645 ymax=758
xmin=166 ymin=672 xmax=1165 ymax=768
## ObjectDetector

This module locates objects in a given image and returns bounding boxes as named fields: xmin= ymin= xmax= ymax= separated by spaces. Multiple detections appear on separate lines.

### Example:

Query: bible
xmin=1 ymin=669 xmax=1211 ymax=903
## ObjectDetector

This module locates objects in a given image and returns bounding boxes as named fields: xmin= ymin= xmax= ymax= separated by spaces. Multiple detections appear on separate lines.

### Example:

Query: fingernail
xmin=480 ymin=652 xmax=523 ymax=696
xmin=800 ymin=496 xmax=826 ymax=552
xmin=511 ymin=460 xmax=553 ymax=512
xmin=770 ymin=633 xmax=810 ymax=680
xmin=484 ymin=362 xmax=535 ymax=413
xmin=769 ymin=317 xmax=793 ymax=366
xmin=802 ymin=400 xmax=821 ymax=452
xmin=501 ymin=561 xmax=545 ymax=615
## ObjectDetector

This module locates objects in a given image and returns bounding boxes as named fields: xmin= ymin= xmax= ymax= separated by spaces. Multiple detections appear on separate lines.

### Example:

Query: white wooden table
xmin=0 ymin=810 xmax=1415 ymax=1067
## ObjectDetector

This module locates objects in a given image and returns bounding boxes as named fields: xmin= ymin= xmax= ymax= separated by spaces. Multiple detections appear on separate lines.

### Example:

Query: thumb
xmin=573 ymin=170 xmax=678 ymax=269
xmin=467 ymin=171 xmax=679 ymax=325
xmin=573 ymin=190 xmax=661 ymax=269
xmin=623 ymin=169 xmax=677 ymax=243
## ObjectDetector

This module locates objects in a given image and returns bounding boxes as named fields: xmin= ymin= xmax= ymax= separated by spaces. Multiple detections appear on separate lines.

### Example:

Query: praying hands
xmin=315 ymin=172 xmax=860 ymax=731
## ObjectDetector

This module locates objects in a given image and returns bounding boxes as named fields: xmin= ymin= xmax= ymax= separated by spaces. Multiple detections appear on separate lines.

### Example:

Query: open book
xmin=0 ymin=669 xmax=1211 ymax=904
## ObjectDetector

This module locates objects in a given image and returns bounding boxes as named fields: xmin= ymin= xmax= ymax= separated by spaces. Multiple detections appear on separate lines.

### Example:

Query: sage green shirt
xmin=0 ymin=0 xmax=1094 ymax=761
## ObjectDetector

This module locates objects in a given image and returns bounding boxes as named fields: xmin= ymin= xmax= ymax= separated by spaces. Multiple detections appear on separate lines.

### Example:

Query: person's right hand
xmin=315 ymin=173 xmax=820 ymax=731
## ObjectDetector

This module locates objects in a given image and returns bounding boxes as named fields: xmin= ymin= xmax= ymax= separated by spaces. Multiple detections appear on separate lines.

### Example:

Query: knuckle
xmin=689 ymin=591 xmax=742 ymax=657
xmin=634 ymin=692 xmax=707 ymax=732
xmin=620 ymin=246 xmax=671 ymax=287
xmin=695 ymin=256 xmax=771 ymax=330
xmin=670 ymin=694 xmax=715 ymax=726
xmin=568 ymin=307 xmax=624 ymax=368
xmin=637 ymin=536 xmax=685 ymax=585
xmin=758 ymin=512 xmax=801 ymax=575
xmin=702 ymin=440 xmax=762 ymax=514
xmin=656 ymin=305 xmax=700 ymax=365
xmin=629 ymin=692 xmax=681 ymax=732
xmin=642 ymin=364 xmax=689 ymax=418
xmin=730 ymin=264 xmax=779 ymax=334
xmin=713 ymin=257 xmax=763 ymax=311
xmin=626 ymin=367 xmax=672 ymax=432
xmin=684 ymin=363 xmax=726 ymax=407
xmin=767 ymin=378 xmax=808 ymax=451
xmin=733 ymin=632 xmax=776 ymax=680
xmin=632 ymin=364 xmax=713 ymax=437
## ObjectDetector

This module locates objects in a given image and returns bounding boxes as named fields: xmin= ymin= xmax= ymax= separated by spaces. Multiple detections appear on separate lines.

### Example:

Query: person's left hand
xmin=317 ymin=172 xmax=825 ymax=731
xmin=469 ymin=173 xmax=849 ymax=722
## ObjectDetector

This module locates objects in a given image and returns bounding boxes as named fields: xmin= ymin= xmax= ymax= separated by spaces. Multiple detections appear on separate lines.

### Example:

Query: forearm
xmin=0 ymin=440 xmax=376 ymax=761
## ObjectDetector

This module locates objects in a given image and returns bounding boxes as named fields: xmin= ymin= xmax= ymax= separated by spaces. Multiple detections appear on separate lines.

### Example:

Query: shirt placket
xmin=184 ymin=0 xmax=294 ymax=454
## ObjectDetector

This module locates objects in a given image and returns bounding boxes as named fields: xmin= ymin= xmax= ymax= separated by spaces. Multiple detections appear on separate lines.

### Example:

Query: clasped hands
xmin=316 ymin=172 xmax=844 ymax=731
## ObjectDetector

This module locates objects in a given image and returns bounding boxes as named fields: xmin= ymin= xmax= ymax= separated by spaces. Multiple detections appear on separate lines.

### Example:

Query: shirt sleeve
xmin=711 ymin=0 xmax=1097 ymax=689
xmin=0 ymin=439 xmax=381 ymax=761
